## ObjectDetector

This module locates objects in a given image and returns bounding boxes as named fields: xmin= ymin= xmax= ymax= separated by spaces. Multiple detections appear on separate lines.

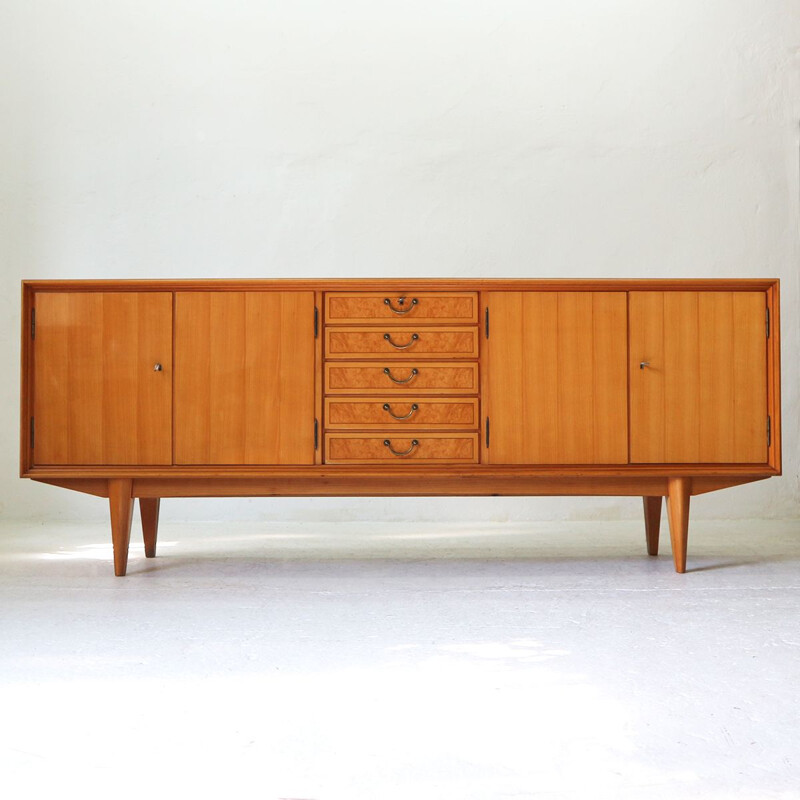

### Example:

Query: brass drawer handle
xmin=383 ymin=367 xmax=418 ymax=384
xmin=383 ymin=438 xmax=419 ymax=456
xmin=383 ymin=402 xmax=418 ymax=420
xmin=383 ymin=297 xmax=419 ymax=315
xmin=383 ymin=332 xmax=419 ymax=349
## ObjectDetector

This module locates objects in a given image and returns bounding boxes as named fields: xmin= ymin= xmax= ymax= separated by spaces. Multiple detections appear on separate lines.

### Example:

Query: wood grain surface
xmin=325 ymin=433 xmax=479 ymax=463
xmin=325 ymin=398 xmax=479 ymax=428
xmin=325 ymin=292 xmax=478 ymax=324
xmin=629 ymin=291 xmax=767 ymax=463
xmin=325 ymin=327 xmax=479 ymax=358
xmin=325 ymin=362 xmax=479 ymax=394
xmin=174 ymin=291 xmax=315 ymax=464
xmin=485 ymin=292 xmax=628 ymax=464
xmin=33 ymin=292 xmax=172 ymax=465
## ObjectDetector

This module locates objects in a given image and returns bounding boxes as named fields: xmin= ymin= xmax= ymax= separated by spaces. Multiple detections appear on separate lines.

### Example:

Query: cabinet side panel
xmin=766 ymin=282 xmax=781 ymax=471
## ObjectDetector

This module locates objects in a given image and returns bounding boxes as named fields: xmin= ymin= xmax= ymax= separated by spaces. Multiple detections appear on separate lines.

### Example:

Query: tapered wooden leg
xmin=666 ymin=477 xmax=691 ymax=573
xmin=109 ymin=479 xmax=134 ymax=577
xmin=643 ymin=496 xmax=662 ymax=556
xmin=140 ymin=498 xmax=160 ymax=558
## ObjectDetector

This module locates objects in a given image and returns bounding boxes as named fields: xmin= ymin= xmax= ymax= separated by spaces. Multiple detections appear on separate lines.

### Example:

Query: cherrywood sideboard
xmin=19 ymin=279 xmax=781 ymax=575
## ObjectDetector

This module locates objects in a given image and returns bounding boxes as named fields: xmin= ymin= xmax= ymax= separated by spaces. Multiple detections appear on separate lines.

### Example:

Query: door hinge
xmin=766 ymin=306 xmax=770 ymax=339
xmin=30 ymin=417 xmax=34 ymax=450
xmin=314 ymin=306 xmax=319 ymax=338
xmin=314 ymin=418 xmax=319 ymax=450
xmin=485 ymin=416 xmax=490 ymax=447
xmin=485 ymin=307 xmax=489 ymax=339
xmin=31 ymin=308 xmax=35 ymax=340
xmin=767 ymin=416 xmax=771 ymax=448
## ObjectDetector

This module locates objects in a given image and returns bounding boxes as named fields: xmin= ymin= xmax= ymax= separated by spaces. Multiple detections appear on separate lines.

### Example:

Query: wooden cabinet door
xmin=175 ymin=292 xmax=315 ymax=465
xmin=629 ymin=291 xmax=767 ymax=463
xmin=33 ymin=292 xmax=172 ymax=465
xmin=486 ymin=292 xmax=628 ymax=464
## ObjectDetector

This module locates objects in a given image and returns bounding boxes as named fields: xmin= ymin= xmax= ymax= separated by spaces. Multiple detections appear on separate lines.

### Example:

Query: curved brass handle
xmin=383 ymin=367 xmax=418 ymax=384
xmin=383 ymin=297 xmax=419 ymax=315
xmin=383 ymin=438 xmax=419 ymax=456
xmin=383 ymin=332 xmax=419 ymax=349
xmin=383 ymin=402 xmax=418 ymax=420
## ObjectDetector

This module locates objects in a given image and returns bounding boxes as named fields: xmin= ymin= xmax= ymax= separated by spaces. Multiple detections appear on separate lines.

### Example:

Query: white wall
xmin=1 ymin=0 xmax=798 ymax=522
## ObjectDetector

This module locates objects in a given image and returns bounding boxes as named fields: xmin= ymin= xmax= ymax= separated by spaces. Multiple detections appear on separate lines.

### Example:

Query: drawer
xmin=325 ymin=361 xmax=479 ymax=394
xmin=325 ymin=292 xmax=478 ymax=324
xmin=325 ymin=433 xmax=479 ymax=463
xmin=325 ymin=326 xmax=479 ymax=359
xmin=325 ymin=398 xmax=479 ymax=429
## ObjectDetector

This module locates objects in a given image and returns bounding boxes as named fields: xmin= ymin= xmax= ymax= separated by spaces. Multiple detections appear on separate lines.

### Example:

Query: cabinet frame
xmin=20 ymin=279 xmax=781 ymax=576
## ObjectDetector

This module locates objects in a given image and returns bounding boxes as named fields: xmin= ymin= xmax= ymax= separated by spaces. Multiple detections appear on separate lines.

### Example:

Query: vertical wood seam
xmin=660 ymin=292 xmax=665 ymax=463
xmin=591 ymin=294 xmax=597 ymax=463
xmin=171 ymin=292 xmax=176 ymax=466
xmin=625 ymin=291 xmax=630 ymax=465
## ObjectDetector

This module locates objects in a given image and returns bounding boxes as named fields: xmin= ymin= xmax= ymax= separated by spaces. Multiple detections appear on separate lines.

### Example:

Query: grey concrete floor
xmin=1 ymin=518 xmax=799 ymax=799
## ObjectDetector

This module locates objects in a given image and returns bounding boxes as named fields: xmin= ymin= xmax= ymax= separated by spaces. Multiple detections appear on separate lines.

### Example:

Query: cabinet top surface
xmin=22 ymin=278 xmax=779 ymax=292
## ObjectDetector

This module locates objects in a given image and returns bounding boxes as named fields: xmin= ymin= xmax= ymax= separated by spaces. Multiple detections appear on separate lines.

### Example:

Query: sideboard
xmin=19 ymin=279 xmax=781 ymax=575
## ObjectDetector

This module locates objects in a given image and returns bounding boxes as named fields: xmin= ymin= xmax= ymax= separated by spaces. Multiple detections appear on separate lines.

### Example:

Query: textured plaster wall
xmin=1 ymin=0 xmax=798 ymax=522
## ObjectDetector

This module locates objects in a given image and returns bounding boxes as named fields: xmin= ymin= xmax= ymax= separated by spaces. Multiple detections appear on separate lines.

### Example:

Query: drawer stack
xmin=323 ymin=291 xmax=480 ymax=463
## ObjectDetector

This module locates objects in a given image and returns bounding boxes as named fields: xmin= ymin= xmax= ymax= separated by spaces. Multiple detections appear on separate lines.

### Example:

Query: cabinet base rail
xmin=30 ymin=473 xmax=771 ymax=576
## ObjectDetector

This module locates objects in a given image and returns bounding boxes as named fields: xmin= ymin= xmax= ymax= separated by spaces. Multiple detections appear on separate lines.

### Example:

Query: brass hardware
xmin=383 ymin=367 xmax=418 ymax=384
xmin=383 ymin=332 xmax=419 ymax=349
xmin=383 ymin=402 xmax=418 ymax=420
xmin=383 ymin=297 xmax=419 ymax=314
xmin=154 ymin=363 xmax=163 ymax=372
xmin=639 ymin=361 xmax=650 ymax=370
xmin=383 ymin=438 xmax=419 ymax=456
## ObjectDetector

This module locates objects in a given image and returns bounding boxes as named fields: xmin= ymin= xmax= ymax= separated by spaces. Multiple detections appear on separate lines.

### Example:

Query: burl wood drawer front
xmin=325 ymin=433 xmax=479 ymax=463
xmin=325 ymin=292 xmax=478 ymax=324
xmin=325 ymin=362 xmax=479 ymax=394
xmin=325 ymin=398 xmax=479 ymax=429
xmin=325 ymin=327 xmax=479 ymax=359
